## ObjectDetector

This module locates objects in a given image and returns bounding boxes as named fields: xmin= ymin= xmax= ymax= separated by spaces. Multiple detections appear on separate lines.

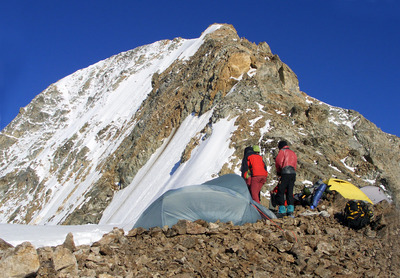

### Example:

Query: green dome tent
xmin=133 ymin=174 xmax=276 ymax=229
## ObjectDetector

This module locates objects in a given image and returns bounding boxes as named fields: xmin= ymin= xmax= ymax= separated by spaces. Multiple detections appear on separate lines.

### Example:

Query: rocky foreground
xmin=1 ymin=193 xmax=399 ymax=278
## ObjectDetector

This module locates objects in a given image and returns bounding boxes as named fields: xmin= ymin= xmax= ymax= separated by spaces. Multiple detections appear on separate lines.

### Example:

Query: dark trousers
xmin=277 ymin=173 xmax=296 ymax=206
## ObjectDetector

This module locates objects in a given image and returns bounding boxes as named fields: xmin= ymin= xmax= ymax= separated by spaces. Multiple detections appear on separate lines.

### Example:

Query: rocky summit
xmin=0 ymin=193 xmax=399 ymax=277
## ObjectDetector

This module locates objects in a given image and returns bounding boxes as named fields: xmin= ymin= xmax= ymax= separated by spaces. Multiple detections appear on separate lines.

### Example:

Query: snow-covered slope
xmin=100 ymin=113 xmax=238 ymax=229
xmin=0 ymin=24 xmax=227 ymax=225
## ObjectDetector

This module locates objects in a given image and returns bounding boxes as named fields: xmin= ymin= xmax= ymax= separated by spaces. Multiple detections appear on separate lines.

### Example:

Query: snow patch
xmin=340 ymin=157 xmax=356 ymax=172
xmin=328 ymin=164 xmax=341 ymax=173
xmin=260 ymin=119 xmax=272 ymax=137
xmin=249 ymin=116 xmax=263 ymax=127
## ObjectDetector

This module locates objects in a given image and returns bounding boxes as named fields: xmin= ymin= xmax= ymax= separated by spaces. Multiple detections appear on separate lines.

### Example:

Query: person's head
xmin=244 ymin=146 xmax=253 ymax=155
xmin=278 ymin=140 xmax=288 ymax=150
xmin=253 ymin=145 xmax=260 ymax=153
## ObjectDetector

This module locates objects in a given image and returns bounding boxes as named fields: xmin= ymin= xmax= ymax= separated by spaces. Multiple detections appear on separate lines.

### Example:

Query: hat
xmin=278 ymin=141 xmax=288 ymax=150
xmin=253 ymin=145 xmax=260 ymax=153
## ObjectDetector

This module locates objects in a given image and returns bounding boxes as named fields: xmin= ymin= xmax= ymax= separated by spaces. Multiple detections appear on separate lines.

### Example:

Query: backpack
xmin=270 ymin=185 xmax=285 ymax=209
xmin=295 ymin=185 xmax=318 ymax=207
xmin=343 ymin=200 xmax=373 ymax=230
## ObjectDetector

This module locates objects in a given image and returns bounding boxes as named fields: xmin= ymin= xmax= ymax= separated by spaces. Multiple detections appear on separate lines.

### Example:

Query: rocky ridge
xmin=1 ymin=193 xmax=399 ymax=277
xmin=0 ymin=24 xmax=399 ymax=227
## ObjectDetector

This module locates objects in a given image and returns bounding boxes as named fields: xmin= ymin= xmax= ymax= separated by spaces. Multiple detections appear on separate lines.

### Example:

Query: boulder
xmin=0 ymin=242 xmax=40 ymax=278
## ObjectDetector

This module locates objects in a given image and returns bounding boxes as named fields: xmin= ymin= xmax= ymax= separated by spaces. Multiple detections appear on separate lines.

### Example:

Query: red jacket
xmin=247 ymin=154 xmax=268 ymax=177
xmin=275 ymin=146 xmax=297 ymax=175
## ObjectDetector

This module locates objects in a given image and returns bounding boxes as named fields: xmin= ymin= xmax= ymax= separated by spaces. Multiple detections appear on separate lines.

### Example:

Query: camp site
xmin=133 ymin=173 xmax=392 ymax=231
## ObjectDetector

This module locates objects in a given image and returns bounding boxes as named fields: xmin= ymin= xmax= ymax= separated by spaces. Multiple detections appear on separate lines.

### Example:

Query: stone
xmin=62 ymin=232 xmax=76 ymax=252
xmin=171 ymin=220 xmax=207 ymax=235
xmin=0 ymin=242 xmax=40 ymax=278
xmin=0 ymin=238 xmax=13 ymax=250
xmin=53 ymin=246 xmax=78 ymax=275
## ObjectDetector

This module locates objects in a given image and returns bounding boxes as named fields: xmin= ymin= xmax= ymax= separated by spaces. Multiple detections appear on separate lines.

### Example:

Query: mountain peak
xmin=0 ymin=24 xmax=398 ymax=226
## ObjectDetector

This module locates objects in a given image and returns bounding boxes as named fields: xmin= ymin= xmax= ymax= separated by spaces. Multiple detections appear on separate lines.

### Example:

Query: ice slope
xmin=100 ymin=112 xmax=238 ymax=229
xmin=0 ymin=24 xmax=223 ymax=225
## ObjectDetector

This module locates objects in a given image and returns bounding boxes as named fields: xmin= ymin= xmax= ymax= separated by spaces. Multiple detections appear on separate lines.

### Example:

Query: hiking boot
xmin=278 ymin=205 xmax=287 ymax=213
xmin=276 ymin=205 xmax=287 ymax=218
xmin=286 ymin=205 xmax=294 ymax=218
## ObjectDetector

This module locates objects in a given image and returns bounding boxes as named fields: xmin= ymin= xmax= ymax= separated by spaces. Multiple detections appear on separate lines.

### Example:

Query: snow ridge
xmin=0 ymin=24 xmax=224 ymax=225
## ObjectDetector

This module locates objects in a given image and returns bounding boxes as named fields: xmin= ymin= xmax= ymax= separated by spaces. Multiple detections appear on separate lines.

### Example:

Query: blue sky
xmin=1 ymin=0 xmax=399 ymax=137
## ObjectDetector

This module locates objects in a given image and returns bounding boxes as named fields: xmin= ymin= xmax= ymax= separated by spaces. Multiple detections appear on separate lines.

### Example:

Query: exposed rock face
xmin=1 ymin=197 xmax=399 ymax=277
xmin=0 ymin=23 xmax=399 ymax=226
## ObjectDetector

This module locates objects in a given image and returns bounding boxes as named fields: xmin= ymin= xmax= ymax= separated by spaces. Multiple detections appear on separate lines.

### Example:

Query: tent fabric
xmin=133 ymin=174 xmax=276 ymax=229
xmin=324 ymin=178 xmax=373 ymax=204
xmin=360 ymin=186 xmax=391 ymax=204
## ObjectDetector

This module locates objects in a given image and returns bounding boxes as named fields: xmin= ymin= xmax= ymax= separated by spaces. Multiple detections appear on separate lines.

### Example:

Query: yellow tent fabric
xmin=324 ymin=178 xmax=373 ymax=204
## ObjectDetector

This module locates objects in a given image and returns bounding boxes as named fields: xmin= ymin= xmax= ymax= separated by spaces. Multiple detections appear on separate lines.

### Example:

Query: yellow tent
xmin=324 ymin=178 xmax=373 ymax=204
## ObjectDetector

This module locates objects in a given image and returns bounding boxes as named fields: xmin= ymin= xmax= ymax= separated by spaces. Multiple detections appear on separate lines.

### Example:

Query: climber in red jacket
xmin=241 ymin=145 xmax=268 ymax=203
xmin=275 ymin=140 xmax=297 ymax=217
